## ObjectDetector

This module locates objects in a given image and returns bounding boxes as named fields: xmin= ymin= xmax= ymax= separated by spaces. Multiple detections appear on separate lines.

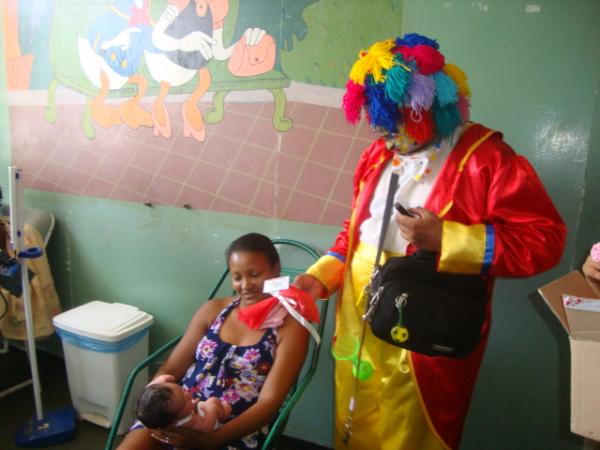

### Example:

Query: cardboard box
xmin=538 ymin=271 xmax=600 ymax=440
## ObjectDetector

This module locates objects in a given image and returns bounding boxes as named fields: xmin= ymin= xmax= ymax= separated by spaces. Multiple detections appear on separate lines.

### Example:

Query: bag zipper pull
xmin=363 ymin=285 xmax=381 ymax=321
xmin=391 ymin=293 xmax=409 ymax=343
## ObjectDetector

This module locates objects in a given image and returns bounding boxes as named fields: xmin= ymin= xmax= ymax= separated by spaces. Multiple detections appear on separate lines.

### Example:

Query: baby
xmin=136 ymin=375 xmax=231 ymax=433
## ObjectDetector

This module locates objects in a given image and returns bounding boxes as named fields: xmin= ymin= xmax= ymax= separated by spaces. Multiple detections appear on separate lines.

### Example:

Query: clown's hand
xmin=395 ymin=207 xmax=442 ymax=252
xmin=293 ymin=274 xmax=327 ymax=300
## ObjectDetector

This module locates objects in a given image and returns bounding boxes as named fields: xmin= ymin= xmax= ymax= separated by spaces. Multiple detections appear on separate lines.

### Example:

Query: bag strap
xmin=341 ymin=170 xmax=398 ymax=444
xmin=374 ymin=172 xmax=399 ymax=269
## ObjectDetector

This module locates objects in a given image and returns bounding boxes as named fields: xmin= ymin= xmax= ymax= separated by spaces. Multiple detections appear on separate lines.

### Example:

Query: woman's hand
xmin=293 ymin=274 xmax=327 ymax=299
xmin=582 ymin=255 xmax=600 ymax=297
xmin=151 ymin=426 xmax=217 ymax=450
xmin=395 ymin=207 xmax=442 ymax=252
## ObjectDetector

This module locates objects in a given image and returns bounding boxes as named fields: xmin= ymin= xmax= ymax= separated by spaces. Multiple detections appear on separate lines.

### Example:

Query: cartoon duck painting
xmin=145 ymin=0 xmax=275 ymax=141
xmin=78 ymin=0 xmax=155 ymax=130
xmin=78 ymin=0 xmax=276 ymax=141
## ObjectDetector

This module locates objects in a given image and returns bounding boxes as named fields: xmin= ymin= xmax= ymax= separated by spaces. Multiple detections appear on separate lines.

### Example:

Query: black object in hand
xmin=394 ymin=202 xmax=417 ymax=217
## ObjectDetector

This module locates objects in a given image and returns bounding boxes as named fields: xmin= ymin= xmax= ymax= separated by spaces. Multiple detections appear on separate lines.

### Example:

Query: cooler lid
xmin=53 ymin=300 xmax=154 ymax=342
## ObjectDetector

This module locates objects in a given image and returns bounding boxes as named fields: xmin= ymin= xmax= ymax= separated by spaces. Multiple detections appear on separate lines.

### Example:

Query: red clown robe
xmin=306 ymin=123 xmax=566 ymax=449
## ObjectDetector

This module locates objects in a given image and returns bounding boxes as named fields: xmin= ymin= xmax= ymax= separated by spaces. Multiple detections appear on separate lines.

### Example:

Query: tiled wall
xmin=10 ymin=100 xmax=379 ymax=227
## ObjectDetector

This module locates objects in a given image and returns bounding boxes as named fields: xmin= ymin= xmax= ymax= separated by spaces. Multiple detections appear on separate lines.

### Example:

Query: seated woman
xmin=117 ymin=232 xmax=310 ymax=450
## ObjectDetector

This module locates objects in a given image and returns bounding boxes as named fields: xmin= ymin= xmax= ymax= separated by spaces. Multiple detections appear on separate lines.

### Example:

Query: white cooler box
xmin=53 ymin=301 xmax=154 ymax=434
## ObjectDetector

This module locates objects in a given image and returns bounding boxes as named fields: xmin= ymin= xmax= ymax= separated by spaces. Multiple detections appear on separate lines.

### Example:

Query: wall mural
xmin=5 ymin=0 xmax=403 ymax=226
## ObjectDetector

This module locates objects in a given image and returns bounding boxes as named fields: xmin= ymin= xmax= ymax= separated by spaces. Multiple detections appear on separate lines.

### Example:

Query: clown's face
xmin=373 ymin=124 xmax=430 ymax=154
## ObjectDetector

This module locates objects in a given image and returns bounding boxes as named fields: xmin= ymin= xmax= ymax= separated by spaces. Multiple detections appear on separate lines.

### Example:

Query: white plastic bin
xmin=53 ymin=301 xmax=154 ymax=434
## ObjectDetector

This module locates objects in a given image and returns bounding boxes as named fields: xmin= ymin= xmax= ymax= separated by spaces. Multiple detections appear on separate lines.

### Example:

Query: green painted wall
xmin=281 ymin=0 xmax=404 ymax=87
xmin=575 ymin=68 xmax=600 ymax=264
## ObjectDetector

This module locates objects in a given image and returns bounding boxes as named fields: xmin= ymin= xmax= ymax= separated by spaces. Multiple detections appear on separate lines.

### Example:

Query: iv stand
xmin=9 ymin=167 xmax=76 ymax=448
xmin=8 ymin=166 xmax=43 ymax=420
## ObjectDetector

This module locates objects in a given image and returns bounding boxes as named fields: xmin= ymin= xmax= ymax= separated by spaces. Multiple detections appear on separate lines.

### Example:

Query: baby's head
xmin=136 ymin=382 xmax=193 ymax=429
xmin=225 ymin=233 xmax=281 ymax=304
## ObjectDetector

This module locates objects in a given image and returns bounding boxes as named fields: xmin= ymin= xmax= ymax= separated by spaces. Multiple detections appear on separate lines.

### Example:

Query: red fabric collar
xmin=237 ymin=286 xmax=319 ymax=330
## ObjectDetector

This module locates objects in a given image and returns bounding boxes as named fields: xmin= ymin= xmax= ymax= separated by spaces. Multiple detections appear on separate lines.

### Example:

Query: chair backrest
xmin=104 ymin=238 xmax=328 ymax=450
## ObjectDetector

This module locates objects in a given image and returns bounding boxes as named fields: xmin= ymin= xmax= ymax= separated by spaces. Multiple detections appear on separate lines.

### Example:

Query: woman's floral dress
xmin=181 ymin=298 xmax=277 ymax=449
xmin=132 ymin=298 xmax=277 ymax=449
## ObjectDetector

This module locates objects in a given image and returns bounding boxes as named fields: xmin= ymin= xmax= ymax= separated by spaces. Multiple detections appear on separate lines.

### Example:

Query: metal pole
xmin=9 ymin=167 xmax=43 ymax=420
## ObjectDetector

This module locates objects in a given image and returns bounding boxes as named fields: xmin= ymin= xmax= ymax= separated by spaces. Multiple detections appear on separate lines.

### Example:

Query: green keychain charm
xmin=390 ymin=293 xmax=409 ymax=343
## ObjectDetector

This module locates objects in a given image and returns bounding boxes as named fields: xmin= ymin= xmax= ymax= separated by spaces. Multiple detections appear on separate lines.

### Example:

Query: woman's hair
xmin=225 ymin=232 xmax=280 ymax=268
xmin=136 ymin=383 xmax=176 ymax=429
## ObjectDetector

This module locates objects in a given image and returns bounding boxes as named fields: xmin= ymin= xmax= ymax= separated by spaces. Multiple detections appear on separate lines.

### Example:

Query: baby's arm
xmin=186 ymin=404 xmax=213 ymax=433
xmin=187 ymin=398 xmax=230 ymax=433
xmin=201 ymin=317 xmax=309 ymax=447
xmin=155 ymin=316 xmax=308 ymax=449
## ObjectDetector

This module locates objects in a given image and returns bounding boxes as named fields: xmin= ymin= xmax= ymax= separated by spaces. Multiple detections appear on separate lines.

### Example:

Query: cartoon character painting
xmin=77 ymin=0 xmax=276 ymax=142
xmin=78 ymin=0 xmax=155 ymax=130
xmin=145 ymin=0 xmax=274 ymax=141
xmin=3 ymin=0 xmax=35 ymax=90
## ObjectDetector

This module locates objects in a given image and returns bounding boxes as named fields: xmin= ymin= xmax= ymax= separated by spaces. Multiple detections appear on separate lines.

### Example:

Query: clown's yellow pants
xmin=333 ymin=242 xmax=447 ymax=450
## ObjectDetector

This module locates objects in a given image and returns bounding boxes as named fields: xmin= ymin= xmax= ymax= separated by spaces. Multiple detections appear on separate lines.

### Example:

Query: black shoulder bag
xmin=364 ymin=172 xmax=488 ymax=358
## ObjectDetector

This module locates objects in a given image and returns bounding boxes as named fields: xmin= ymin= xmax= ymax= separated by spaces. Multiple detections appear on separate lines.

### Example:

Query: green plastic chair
xmin=104 ymin=238 xmax=328 ymax=450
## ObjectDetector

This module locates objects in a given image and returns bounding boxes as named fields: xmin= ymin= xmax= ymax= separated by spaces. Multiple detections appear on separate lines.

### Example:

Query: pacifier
xmin=331 ymin=334 xmax=374 ymax=381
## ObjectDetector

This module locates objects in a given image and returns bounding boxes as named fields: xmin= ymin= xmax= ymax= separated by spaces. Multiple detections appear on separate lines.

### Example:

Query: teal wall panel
xmin=281 ymin=0 xmax=404 ymax=87
xmin=575 ymin=68 xmax=600 ymax=264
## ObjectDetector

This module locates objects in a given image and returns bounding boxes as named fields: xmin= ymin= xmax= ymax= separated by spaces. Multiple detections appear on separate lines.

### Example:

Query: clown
xmin=295 ymin=33 xmax=566 ymax=450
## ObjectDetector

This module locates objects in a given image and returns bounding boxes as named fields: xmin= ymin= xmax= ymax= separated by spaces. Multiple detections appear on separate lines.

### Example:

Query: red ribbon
xmin=238 ymin=286 xmax=319 ymax=330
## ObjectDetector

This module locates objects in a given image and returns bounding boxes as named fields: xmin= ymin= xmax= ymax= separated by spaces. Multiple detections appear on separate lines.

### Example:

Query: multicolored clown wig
xmin=342 ymin=33 xmax=471 ymax=149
